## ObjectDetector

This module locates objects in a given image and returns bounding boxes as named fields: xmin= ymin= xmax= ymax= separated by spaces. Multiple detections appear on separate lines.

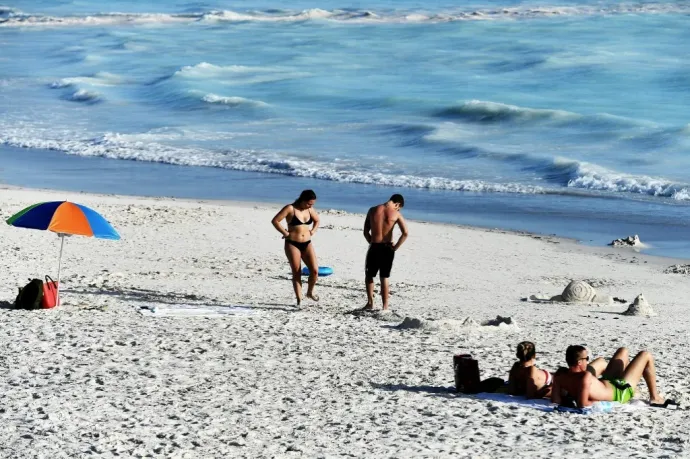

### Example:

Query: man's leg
xmin=379 ymin=245 xmax=394 ymax=310
xmin=622 ymin=351 xmax=664 ymax=404
xmin=364 ymin=276 xmax=375 ymax=309
xmin=602 ymin=347 xmax=629 ymax=380
xmin=364 ymin=244 xmax=377 ymax=309
xmin=380 ymin=276 xmax=390 ymax=310
xmin=588 ymin=357 xmax=608 ymax=377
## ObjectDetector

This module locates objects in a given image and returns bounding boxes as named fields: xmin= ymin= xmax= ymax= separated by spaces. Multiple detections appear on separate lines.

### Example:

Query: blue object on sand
xmin=302 ymin=266 xmax=333 ymax=277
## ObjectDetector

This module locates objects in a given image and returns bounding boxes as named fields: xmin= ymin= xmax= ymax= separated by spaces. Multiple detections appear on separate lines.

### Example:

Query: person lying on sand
xmin=552 ymin=345 xmax=669 ymax=408
xmin=507 ymin=341 xmax=554 ymax=399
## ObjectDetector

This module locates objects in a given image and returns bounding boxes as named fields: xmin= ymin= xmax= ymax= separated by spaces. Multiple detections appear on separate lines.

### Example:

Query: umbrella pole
xmin=57 ymin=234 xmax=65 ymax=306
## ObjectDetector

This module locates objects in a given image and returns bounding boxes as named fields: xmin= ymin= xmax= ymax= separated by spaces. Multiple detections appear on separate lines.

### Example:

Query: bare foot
xmin=361 ymin=303 xmax=374 ymax=310
xmin=382 ymin=305 xmax=389 ymax=311
xmin=651 ymin=395 xmax=666 ymax=405
xmin=306 ymin=293 xmax=319 ymax=302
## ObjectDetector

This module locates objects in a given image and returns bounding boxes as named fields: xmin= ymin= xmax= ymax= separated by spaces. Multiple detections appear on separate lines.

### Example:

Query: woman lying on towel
xmin=507 ymin=341 xmax=554 ymax=399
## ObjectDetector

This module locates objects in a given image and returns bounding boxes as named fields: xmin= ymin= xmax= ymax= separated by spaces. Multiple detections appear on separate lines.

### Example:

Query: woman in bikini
xmin=507 ymin=341 xmax=554 ymax=399
xmin=271 ymin=190 xmax=320 ymax=306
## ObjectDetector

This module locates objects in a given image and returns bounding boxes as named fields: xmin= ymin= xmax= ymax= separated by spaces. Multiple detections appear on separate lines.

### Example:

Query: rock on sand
xmin=609 ymin=234 xmax=642 ymax=247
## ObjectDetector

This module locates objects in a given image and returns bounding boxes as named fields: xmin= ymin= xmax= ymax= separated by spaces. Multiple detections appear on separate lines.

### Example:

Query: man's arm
xmin=576 ymin=374 xmax=591 ymax=408
xmin=393 ymin=214 xmax=409 ymax=251
xmin=363 ymin=209 xmax=372 ymax=244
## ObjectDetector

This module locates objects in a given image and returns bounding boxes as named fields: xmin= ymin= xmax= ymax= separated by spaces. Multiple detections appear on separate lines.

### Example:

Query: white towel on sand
xmin=474 ymin=392 xmax=647 ymax=414
xmin=137 ymin=304 xmax=255 ymax=317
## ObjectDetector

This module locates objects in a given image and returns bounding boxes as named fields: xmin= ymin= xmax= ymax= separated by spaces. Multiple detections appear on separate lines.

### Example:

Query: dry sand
xmin=1 ymin=186 xmax=690 ymax=458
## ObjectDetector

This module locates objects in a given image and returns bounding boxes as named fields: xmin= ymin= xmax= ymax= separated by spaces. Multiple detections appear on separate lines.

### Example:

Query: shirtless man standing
xmin=363 ymin=194 xmax=408 ymax=310
xmin=552 ymin=345 xmax=666 ymax=408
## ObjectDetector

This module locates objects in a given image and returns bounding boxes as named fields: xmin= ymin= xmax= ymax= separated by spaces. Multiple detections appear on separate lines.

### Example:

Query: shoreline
xmin=3 ymin=181 xmax=687 ymax=269
xmin=3 ymin=143 xmax=690 ymax=260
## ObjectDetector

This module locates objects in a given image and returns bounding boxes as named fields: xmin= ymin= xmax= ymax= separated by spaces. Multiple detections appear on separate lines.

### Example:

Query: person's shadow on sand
xmin=0 ymin=301 xmax=15 ymax=309
xmin=65 ymin=286 xmax=301 ymax=313
xmin=370 ymin=382 xmax=456 ymax=398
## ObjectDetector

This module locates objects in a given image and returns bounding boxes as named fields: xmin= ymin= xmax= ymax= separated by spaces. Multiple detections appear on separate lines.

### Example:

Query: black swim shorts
xmin=365 ymin=242 xmax=395 ymax=278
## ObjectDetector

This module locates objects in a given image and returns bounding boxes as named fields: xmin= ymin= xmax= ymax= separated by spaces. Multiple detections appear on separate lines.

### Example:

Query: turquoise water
xmin=2 ymin=1 xmax=690 ymax=256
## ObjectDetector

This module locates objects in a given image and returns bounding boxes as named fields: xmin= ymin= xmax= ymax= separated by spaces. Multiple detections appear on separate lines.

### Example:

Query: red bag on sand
xmin=41 ymin=276 xmax=59 ymax=309
xmin=454 ymin=354 xmax=481 ymax=394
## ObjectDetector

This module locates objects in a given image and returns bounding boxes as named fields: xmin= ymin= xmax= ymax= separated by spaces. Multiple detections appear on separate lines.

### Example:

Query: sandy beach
xmin=1 ymin=185 xmax=690 ymax=458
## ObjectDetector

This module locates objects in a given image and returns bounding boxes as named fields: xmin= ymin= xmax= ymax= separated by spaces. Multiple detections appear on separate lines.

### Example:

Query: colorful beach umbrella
xmin=6 ymin=201 xmax=120 ymax=306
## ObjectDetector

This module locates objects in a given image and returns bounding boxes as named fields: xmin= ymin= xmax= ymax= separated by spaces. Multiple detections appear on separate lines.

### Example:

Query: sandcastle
xmin=528 ymin=280 xmax=613 ymax=304
xmin=623 ymin=294 xmax=657 ymax=317
xmin=396 ymin=315 xmax=517 ymax=331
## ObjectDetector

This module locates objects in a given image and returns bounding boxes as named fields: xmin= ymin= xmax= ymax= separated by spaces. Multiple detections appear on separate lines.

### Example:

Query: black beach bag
xmin=14 ymin=278 xmax=44 ymax=310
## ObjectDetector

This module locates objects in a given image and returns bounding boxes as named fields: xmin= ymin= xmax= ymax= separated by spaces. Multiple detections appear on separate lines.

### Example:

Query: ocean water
xmin=2 ymin=1 xmax=690 ymax=257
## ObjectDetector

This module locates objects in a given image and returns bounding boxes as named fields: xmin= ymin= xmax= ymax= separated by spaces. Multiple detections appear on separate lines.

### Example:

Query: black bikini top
xmin=289 ymin=211 xmax=313 ymax=226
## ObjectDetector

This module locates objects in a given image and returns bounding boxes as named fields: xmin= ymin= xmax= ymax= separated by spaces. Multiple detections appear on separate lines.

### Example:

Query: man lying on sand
xmin=552 ymin=345 xmax=667 ymax=408
xmin=507 ymin=341 xmax=554 ymax=399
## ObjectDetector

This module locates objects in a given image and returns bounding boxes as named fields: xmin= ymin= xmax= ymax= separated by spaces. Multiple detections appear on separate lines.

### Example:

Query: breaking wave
xmin=0 ymin=128 xmax=544 ymax=195
xmin=566 ymin=162 xmax=690 ymax=199
xmin=433 ymin=100 xmax=652 ymax=129
xmin=171 ymin=62 xmax=309 ymax=85
xmin=3 ymin=3 xmax=690 ymax=27
xmin=200 ymin=93 xmax=269 ymax=108
xmin=435 ymin=100 xmax=581 ymax=124
xmin=50 ymin=72 xmax=125 ymax=88
xmin=1 ymin=125 xmax=689 ymax=200
xmin=68 ymin=89 xmax=101 ymax=103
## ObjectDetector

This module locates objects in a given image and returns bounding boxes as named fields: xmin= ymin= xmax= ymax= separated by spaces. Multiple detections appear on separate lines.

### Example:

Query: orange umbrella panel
xmin=48 ymin=202 xmax=94 ymax=237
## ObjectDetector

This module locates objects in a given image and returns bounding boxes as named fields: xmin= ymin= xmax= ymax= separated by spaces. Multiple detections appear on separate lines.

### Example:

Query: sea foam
xmin=201 ymin=93 xmax=269 ymax=108
xmin=0 ymin=127 xmax=544 ymax=195
xmin=3 ymin=124 xmax=690 ymax=200
xmin=3 ymin=4 xmax=690 ymax=27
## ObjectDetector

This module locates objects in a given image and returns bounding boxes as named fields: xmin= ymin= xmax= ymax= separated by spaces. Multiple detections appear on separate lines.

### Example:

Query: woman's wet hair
xmin=293 ymin=189 xmax=317 ymax=206
xmin=516 ymin=341 xmax=536 ymax=362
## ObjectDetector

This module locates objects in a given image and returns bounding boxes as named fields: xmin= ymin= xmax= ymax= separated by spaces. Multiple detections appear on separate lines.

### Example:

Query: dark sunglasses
xmin=579 ymin=355 xmax=590 ymax=362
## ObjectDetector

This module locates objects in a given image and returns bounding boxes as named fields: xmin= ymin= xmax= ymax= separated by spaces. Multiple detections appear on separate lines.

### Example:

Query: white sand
xmin=1 ymin=186 xmax=689 ymax=457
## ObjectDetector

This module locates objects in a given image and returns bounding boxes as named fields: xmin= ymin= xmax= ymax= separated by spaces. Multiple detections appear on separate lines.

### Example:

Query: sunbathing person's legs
xmin=601 ymin=347 xmax=629 ymax=380
xmin=622 ymin=350 xmax=664 ymax=404
xmin=588 ymin=357 xmax=608 ymax=377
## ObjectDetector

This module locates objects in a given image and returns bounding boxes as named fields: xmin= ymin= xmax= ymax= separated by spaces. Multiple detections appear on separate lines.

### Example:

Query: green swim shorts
xmin=601 ymin=377 xmax=634 ymax=404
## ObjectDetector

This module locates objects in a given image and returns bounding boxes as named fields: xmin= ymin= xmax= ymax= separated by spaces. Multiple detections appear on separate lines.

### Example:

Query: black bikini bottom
xmin=286 ymin=239 xmax=311 ymax=252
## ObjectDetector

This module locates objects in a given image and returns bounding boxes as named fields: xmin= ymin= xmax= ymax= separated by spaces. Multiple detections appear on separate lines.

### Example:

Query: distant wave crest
xmin=431 ymin=100 xmax=655 ymax=130
xmin=69 ymin=89 xmax=101 ymax=102
xmin=50 ymin=72 xmax=124 ymax=88
xmin=171 ymin=62 xmax=309 ymax=85
xmin=435 ymin=100 xmax=581 ymax=124
xmin=201 ymin=93 xmax=268 ymax=108
xmin=3 ymin=4 xmax=690 ymax=27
